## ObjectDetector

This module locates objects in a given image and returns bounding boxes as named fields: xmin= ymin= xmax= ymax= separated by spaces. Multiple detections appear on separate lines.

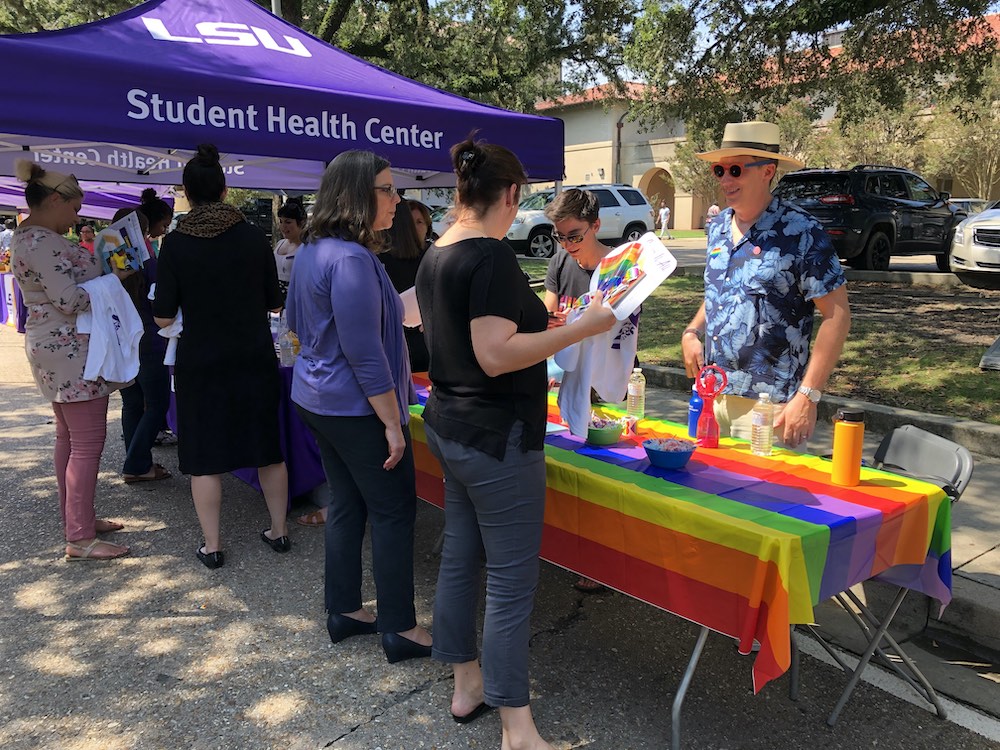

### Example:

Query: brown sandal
xmin=295 ymin=509 xmax=326 ymax=527
xmin=123 ymin=463 xmax=171 ymax=484
xmin=65 ymin=539 xmax=130 ymax=562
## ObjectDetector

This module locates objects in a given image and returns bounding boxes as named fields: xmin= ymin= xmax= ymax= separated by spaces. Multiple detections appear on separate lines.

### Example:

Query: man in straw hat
xmin=680 ymin=121 xmax=851 ymax=447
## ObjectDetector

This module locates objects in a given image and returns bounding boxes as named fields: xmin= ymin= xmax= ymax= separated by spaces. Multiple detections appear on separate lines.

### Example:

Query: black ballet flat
xmin=326 ymin=613 xmax=378 ymax=644
xmin=260 ymin=529 xmax=292 ymax=553
xmin=452 ymin=702 xmax=494 ymax=725
xmin=382 ymin=632 xmax=432 ymax=664
xmin=196 ymin=547 xmax=224 ymax=569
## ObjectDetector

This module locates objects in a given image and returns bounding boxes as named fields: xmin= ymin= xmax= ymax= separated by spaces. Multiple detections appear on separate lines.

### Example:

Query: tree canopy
xmin=625 ymin=0 xmax=999 ymax=132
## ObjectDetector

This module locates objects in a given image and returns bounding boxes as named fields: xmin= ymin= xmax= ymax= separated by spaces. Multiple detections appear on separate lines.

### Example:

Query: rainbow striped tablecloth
xmin=409 ymin=384 xmax=951 ymax=693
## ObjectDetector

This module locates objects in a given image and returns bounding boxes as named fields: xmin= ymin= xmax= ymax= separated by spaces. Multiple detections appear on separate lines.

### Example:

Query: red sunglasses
xmin=711 ymin=160 xmax=773 ymax=179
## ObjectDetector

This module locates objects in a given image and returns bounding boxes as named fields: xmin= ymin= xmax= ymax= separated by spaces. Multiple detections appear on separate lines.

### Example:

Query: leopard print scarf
xmin=175 ymin=202 xmax=247 ymax=238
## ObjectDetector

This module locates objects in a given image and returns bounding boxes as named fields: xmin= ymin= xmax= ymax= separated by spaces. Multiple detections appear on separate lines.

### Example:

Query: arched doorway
xmin=639 ymin=168 xmax=675 ymax=231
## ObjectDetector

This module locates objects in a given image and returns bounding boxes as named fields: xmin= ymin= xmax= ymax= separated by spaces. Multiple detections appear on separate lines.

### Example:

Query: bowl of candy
xmin=586 ymin=414 xmax=624 ymax=446
xmin=643 ymin=437 xmax=697 ymax=469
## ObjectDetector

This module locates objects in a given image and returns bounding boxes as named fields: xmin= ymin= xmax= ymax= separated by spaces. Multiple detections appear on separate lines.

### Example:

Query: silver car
xmin=950 ymin=207 xmax=1000 ymax=278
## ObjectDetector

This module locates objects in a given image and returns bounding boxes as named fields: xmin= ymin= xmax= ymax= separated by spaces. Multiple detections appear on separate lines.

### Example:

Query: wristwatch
xmin=797 ymin=385 xmax=822 ymax=403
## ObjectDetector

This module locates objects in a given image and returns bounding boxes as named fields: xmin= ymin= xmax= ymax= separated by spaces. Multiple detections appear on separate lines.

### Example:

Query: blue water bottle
xmin=687 ymin=384 xmax=703 ymax=438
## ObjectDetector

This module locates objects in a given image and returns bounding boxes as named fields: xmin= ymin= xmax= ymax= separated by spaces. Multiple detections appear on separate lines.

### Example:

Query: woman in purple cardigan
xmin=286 ymin=150 xmax=432 ymax=665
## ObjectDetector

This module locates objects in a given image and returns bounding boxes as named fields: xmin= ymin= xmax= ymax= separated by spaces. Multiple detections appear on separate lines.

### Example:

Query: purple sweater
xmin=287 ymin=236 xmax=415 ymax=421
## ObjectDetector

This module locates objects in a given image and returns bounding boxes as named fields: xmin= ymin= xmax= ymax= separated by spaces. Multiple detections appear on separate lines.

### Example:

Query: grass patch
xmin=535 ymin=273 xmax=1000 ymax=425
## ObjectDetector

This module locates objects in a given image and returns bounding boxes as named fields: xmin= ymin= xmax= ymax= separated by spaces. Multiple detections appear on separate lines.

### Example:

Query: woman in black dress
xmin=153 ymin=143 xmax=291 ymax=569
xmin=379 ymin=200 xmax=429 ymax=372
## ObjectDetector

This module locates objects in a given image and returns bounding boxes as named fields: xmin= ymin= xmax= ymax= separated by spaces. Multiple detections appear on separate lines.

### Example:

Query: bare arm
xmin=543 ymin=290 xmax=559 ymax=314
xmin=775 ymin=284 xmax=852 ymax=446
xmin=472 ymin=291 xmax=616 ymax=377
xmin=154 ymin=316 xmax=175 ymax=328
xmin=681 ymin=301 xmax=707 ymax=378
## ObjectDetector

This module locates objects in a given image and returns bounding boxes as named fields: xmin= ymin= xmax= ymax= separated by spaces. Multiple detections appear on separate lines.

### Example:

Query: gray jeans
xmin=425 ymin=422 xmax=546 ymax=708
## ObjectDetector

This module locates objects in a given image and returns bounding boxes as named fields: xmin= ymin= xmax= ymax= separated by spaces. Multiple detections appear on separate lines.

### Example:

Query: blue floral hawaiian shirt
xmin=703 ymin=196 xmax=845 ymax=402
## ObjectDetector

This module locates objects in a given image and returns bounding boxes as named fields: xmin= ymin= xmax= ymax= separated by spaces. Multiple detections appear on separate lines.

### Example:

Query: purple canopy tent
xmin=0 ymin=177 xmax=173 ymax=220
xmin=0 ymin=0 xmax=564 ymax=189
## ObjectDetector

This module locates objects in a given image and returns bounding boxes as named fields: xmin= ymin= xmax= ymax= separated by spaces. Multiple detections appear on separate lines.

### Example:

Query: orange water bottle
xmin=831 ymin=408 xmax=865 ymax=486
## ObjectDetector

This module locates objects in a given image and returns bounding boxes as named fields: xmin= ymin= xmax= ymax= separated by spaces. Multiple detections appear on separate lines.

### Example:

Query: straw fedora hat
xmin=696 ymin=121 xmax=804 ymax=169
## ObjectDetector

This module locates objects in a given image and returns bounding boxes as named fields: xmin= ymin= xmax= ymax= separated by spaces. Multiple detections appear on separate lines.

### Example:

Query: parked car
xmin=949 ymin=206 xmax=1000 ymax=281
xmin=505 ymin=184 xmax=655 ymax=258
xmin=949 ymin=197 xmax=990 ymax=216
xmin=773 ymin=165 xmax=964 ymax=271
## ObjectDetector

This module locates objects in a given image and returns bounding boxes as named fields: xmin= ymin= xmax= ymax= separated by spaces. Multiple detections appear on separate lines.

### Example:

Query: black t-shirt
xmin=415 ymin=237 xmax=547 ymax=459
xmin=544 ymin=247 xmax=594 ymax=314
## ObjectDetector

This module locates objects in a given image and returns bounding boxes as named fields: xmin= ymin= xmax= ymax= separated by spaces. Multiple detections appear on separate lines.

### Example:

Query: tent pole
xmin=271 ymin=0 xmax=282 ymax=17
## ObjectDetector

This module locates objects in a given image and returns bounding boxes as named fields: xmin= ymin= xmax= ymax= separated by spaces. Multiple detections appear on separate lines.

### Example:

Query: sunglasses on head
xmin=551 ymin=225 xmax=593 ymax=245
xmin=711 ymin=160 xmax=774 ymax=179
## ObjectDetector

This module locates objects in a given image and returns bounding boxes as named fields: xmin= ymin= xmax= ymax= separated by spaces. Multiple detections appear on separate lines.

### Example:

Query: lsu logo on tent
xmin=142 ymin=18 xmax=311 ymax=58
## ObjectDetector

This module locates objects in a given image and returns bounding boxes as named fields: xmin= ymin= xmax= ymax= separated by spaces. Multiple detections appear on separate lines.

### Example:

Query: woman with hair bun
xmin=9 ymin=160 xmax=130 ymax=561
xmin=415 ymin=137 xmax=615 ymax=747
xmin=152 ymin=143 xmax=290 ymax=569
xmin=116 ymin=188 xmax=173 ymax=485
xmin=274 ymin=196 xmax=307 ymax=303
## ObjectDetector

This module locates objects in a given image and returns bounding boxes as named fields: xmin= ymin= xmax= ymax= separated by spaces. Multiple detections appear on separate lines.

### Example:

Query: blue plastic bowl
xmin=643 ymin=439 xmax=696 ymax=469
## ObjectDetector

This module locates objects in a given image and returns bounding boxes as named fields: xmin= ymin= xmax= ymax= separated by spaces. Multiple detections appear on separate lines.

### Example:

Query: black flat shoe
xmin=196 ymin=547 xmax=224 ymax=569
xmin=452 ymin=702 xmax=493 ymax=725
xmin=326 ymin=613 xmax=378 ymax=644
xmin=260 ymin=529 xmax=291 ymax=553
xmin=382 ymin=632 xmax=432 ymax=664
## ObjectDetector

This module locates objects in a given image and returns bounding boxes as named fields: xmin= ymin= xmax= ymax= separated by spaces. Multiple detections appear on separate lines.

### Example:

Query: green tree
xmin=625 ymin=0 xmax=998 ymax=131
xmin=834 ymin=99 xmax=932 ymax=172
xmin=926 ymin=61 xmax=1000 ymax=199
xmin=670 ymin=127 xmax=720 ymax=204
xmin=0 ymin=0 xmax=131 ymax=33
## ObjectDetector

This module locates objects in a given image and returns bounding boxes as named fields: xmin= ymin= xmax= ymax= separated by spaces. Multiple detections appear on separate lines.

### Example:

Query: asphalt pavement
xmin=2 ymin=319 xmax=999 ymax=749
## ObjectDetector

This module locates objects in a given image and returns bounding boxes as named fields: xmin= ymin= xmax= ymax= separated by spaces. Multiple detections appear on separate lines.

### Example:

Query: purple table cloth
xmin=167 ymin=364 xmax=327 ymax=504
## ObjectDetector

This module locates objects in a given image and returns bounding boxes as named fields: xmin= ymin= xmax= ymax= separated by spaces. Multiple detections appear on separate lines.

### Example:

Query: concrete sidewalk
xmin=2 ymin=323 xmax=999 ymax=749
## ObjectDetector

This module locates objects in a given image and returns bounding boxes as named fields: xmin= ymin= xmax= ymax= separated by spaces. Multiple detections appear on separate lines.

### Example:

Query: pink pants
xmin=52 ymin=396 xmax=109 ymax=543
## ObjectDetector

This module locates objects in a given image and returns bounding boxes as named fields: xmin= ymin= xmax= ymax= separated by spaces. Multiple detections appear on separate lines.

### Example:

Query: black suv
xmin=773 ymin=165 xmax=964 ymax=271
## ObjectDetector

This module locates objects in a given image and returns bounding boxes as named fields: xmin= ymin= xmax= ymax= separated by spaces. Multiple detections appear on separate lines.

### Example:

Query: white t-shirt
xmin=658 ymin=207 xmax=670 ymax=226
xmin=273 ymin=239 xmax=298 ymax=283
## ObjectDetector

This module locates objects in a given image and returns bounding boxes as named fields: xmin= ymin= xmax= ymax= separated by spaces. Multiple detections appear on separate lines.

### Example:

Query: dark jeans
xmin=121 ymin=350 xmax=170 ymax=476
xmin=296 ymin=405 xmax=418 ymax=634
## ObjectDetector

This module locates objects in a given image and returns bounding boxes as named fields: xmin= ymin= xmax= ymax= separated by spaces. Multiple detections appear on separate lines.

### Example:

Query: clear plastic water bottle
xmin=687 ymin=384 xmax=703 ymax=438
xmin=750 ymin=392 xmax=774 ymax=456
xmin=277 ymin=312 xmax=296 ymax=367
xmin=627 ymin=367 xmax=646 ymax=421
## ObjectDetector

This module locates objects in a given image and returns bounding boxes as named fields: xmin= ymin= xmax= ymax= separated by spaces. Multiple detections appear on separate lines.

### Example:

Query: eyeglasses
xmin=551 ymin=225 xmax=593 ymax=245
xmin=711 ymin=160 xmax=774 ymax=179
xmin=374 ymin=184 xmax=397 ymax=195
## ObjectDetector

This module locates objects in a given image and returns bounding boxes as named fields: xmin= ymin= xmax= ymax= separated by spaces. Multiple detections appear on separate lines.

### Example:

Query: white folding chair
xmin=792 ymin=425 xmax=974 ymax=725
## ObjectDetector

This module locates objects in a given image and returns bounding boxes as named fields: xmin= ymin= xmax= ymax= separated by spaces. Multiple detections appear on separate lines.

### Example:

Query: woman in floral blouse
xmin=10 ymin=161 xmax=130 ymax=561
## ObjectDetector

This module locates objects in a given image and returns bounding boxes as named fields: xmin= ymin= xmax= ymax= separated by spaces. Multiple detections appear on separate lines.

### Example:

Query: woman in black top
xmin=153 ymin=144 xmax=291 ymax=569
xmin=380 ymin=199 xmax=429 ymax=372
xmin=415 ymin=137 xmax=614 ymax=748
